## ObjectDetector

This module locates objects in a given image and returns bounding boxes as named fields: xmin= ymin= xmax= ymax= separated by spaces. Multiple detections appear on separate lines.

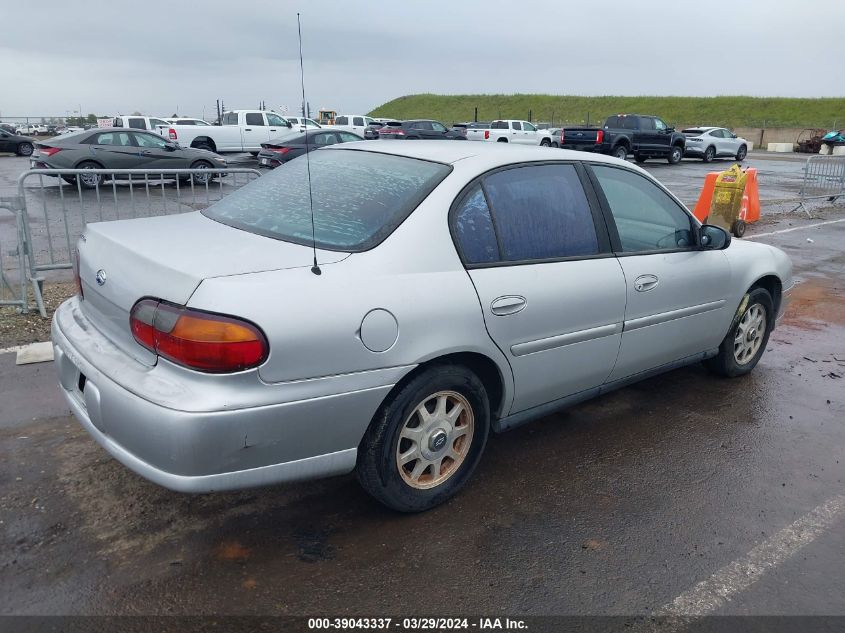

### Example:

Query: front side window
xmin=453 ymin=185 xmax=499 ymax=264
xmin=431 ymin=121 xmax=447 ymax=133
xmin=266 ymin=113 xmax=287 ymax=127
xmin=591 ymin=165 xmax=693 ymax=252
xmin=639 ymin=117 xmax=656 ymax=131
xmin=655 ymin=118 xmax=668 ymax=131
xmin=245 ymin=113 xmax=265 ymax=126
xmin=133 ymin=133 xmax=168 ymax=149
xmin=352 ymin=116 xmax=365 ymax=126
xmin=338 ymin=132 xmax=361 ymax=142
xmin=204 ymin=150 xmax=451 ymax=251
xmin=483 ymin=164 xmax=599 ymax=262
xmin=150 ymin=118 xmax=169 ymax=128
xmin=523 ymin=122 xmax=537 ymax=132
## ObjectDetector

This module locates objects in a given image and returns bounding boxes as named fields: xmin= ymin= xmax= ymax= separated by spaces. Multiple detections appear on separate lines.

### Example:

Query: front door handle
xmin=491 ymin=295 xmax=527 ymax=316
xmin=634 ymin=274 xmax=659 ymax=292
xmin=244 ymin=128 xmax=252 ymax=131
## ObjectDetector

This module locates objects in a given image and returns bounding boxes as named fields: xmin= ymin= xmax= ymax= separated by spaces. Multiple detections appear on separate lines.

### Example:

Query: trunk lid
xmin=77 ymin=211 xmax=347 ymax=365
xmin=562 ymin=128 xmax=602 ymax=143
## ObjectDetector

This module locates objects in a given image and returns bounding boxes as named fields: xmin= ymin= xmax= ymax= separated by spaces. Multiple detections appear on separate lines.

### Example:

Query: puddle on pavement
xmin=783 ymin=276 xmax=845 ymax=330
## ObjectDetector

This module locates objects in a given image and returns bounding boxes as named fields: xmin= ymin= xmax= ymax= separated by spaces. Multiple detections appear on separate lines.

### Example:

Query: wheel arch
xmin=73 ymin=158 xmax=105 ymax=169
xmin=190 ymin=136 xmax=217 ymax=152
xmin=377 ymin=351 xmax=509 ymax=422
xmin=749 ymin=274 xmax=783 ymax=324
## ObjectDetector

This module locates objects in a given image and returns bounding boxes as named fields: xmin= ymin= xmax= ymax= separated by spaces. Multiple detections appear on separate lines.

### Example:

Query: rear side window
xmin=482 ymin=164 xmax=599 ymax=262
xmin=338 ymin=132 xmax=361 ymax=142
xmin=335 ymin=116 xmax=349 ymax=125
xmin=591 ymin=165 xmax=693 ymax=252
xmin=204 ymin=150 xmax=452 ymax=251
xmin=223 ymin=112 xmax=239 ymax=125
xmin=491 ymin=121 xmax=508 ymax=129
xmin=453 ymin=185 xmax=499 ymax=264
xmin=511 ymin=122 xmax=522 ymax=131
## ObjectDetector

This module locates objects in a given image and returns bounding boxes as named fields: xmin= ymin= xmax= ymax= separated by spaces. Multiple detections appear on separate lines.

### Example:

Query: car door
xmin=131 ymin=132 xmax=184 ymax=170
xmin=452 ymin=163 xmax=626 ymax=414
xmin=653 ymin=117 xmax=673 ymax=154
xmin=87 ymin=131 xmax=144 ymax=168
xmin=430 ymin=120 xmax=449 ymax=139
xmin=351 ymin=116 xmax=366 ymax=136
xmin=241 ymin=112 xmax=267 ymax=151
xmin=0 ymin=131 xmax=11 ymax=152
xmin=716 ymin=128 xmax=738 ymax=156
xmin=588 ymin=164 xmax=732 ymax=382
xmin=509 ymin=121 xmax=522 ymax=142
xmin=521 ymin=121 xmax=538 ymax=144
xmin=635 ymin=116 xmax=659 ymax=153
xmin=265 ymin=112 xmax=289 ymax=139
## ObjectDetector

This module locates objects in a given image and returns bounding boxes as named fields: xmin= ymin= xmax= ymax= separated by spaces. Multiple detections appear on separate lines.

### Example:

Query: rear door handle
xmin=491 ymin=295 xmax=527 ymax=316
xmin=634 ymin=274 xmax=659 ymax=292
xmin=244 ymin=128 xmax=252 ymax=131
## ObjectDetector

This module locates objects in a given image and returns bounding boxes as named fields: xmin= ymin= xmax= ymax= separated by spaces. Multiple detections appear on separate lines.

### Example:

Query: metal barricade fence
xmin=13 ymin=167 xmax=262 ymax=315
xmin=0 ymin=196 xmax=28 ymax=313
xmin=795 ymin=155 xmax=845 ymax=216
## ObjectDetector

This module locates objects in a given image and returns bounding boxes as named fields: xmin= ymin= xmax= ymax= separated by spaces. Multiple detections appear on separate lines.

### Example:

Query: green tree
xmin=86 ymin=113 xmax=98 ymax=124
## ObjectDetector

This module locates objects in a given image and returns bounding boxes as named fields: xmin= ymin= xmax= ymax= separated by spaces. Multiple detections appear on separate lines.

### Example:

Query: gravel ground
xmin=0 ymin=281 xmax=75 ymax=348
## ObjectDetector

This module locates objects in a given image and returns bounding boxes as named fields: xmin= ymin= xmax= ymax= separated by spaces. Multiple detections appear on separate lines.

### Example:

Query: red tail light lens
xmin=168 ymin=128 xmax=177 ymax=140
xmin=596 ymin=130 xmax=604 ymax=144
xmin=484 ymin=130 xmax=490 ymax=140
xmin=130 ymin=299 xmax=268 ymax=373
xmin=40 ymin=146 xmax=62 ymax=157
xmin=268 ymin=147 xmax=291 ymax=155
xmin=560 ymin=128 xmax=565 ymax=144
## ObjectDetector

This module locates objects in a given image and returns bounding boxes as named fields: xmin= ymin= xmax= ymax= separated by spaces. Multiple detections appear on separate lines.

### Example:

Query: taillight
xmin=596 ymin=130 xmax=604 ymax=144
xmin=484 ymin=130 xmax=490 ymax=140
xmin=560 ymin=128 xmax=565 ymax=144
xmin=39 ymin=146 xmax=62 ymax=157
xmin=130 ymin=299 xmax=268 ymax=373
xmin=168 ymin=128 xmax=177 ymax=140
xmin=383 ymin=128 xmax=404 ymax=135
xmin=72 ymin=250 xmax=83 ymax=299
xmin=268 ymin=147 xmax=291 ymax=155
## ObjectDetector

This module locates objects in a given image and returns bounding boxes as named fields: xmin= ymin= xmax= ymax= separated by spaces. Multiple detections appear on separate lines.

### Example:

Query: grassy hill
xmin=369 ymin=94 xmax=845 ymax=128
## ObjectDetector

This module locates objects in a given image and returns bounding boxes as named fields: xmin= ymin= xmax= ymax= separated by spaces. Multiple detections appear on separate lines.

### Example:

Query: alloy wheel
xmin=734 ymin=303 xmax=767 ymax=365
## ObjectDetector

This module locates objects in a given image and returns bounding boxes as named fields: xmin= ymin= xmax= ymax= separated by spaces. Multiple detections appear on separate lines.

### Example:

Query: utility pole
xmin=474 ymin=106 xmax=478 ymax=123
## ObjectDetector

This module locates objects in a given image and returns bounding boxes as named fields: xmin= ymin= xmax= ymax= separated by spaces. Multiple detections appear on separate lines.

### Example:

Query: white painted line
xmin=15 ymin=341 xmax=54 ymax=365
xmin=746 ymin=217 xmax=845 ymax=239
xmin=652 ymin=492 xmax=845 ymax=626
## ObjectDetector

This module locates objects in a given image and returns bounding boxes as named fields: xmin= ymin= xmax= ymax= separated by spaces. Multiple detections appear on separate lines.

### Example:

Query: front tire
xmin=190 ymin=159 xmax=213 ymax=184
xmin=17 ymin=142 xmax=33 ymax=157
xmin=668 ymin=145 xmax=683 ymax=164
xmin=634 ymin=153 xmax=647 ymax=163
xmin=356 ymin=365 xmax=490 ymax=512
xmin=705 ymin=288 xmax=773 ymax=377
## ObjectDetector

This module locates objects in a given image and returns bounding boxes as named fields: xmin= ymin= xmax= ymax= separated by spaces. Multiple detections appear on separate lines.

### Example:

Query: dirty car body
xmin=52 ymin=142 xmax=793 ymax=511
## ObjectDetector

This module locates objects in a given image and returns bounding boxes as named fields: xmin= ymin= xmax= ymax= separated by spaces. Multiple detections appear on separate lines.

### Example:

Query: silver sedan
xmin=52 ymin=142 xmax=792 ymax=512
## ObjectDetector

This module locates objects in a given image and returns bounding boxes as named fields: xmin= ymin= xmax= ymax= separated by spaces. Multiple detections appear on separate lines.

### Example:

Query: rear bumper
xmin=684 ymin=146 xmax=706 ymax=157
xmin=52 ymin=297 xmax=397 ymax=493
xmin=560 ymin=143 xmax=608 ymax=153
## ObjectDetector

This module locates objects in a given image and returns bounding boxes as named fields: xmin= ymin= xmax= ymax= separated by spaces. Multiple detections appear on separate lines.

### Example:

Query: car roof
xmin=327 ymin=139 xmax=640 ymax=168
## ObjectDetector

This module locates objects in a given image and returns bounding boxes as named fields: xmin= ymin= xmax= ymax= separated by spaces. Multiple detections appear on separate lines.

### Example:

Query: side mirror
xmin=699 ymin=224 xmax=731 ymax=250
xmin=731 ymin=133 xmax=737 ymax=139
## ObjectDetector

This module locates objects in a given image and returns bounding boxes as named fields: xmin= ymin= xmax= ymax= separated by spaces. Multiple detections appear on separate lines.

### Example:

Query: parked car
xmin=561 ymin=114 xmax=687 ymax=164
xmin=16 ymin=123 xmax=47 ymax=136
xmin=0 ymin=128 xmax=35 ymax=156
xmin=467 ymin=120 xmax=554 ymax=146
xmin=377 ymin=119 xmax=467 ymax=140
xmin=256 ymin=129 xmax=363 ymax=168
xmin=449 ymin=122 xmax=490 ymax=138
xmin=166 ymin=118 xmax=213 ymax=127
xmin=52 ymin=142 xmax=792 ymax=512
xmin=29 ymin=128 xmax=227 ymax=188
xmin=284 ymin=116 xmax=322 ymax=129
xmin=329 ymin=114 xmax=379 ymax=137
xmin=0 ymin=123 xmax=16 ymax=134
xmin=546 ymin=128 xmax=562 ymax=147
xmin=682 ymin=127 xmax=749 ymax=162
xmin=165 ymin=110 xmax=292 ymax=155
xmin=112 ymin=115 xmax=172 ymax=136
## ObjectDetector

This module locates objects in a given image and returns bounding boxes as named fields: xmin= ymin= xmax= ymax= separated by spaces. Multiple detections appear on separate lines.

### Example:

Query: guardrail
xmin=8 ymin=167 xmax=261 ymax=316
xmin=794 ymin=155 xmax=845 ymax=216
xmin=0 ymin=196 xmax=29 ymax=314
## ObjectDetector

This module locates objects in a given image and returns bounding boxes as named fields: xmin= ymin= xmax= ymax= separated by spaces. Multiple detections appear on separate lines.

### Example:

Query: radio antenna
xmin=297 ymin=12 xmax=320 ymax=276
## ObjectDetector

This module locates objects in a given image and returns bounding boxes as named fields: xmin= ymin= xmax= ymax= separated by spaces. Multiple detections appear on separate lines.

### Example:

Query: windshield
xmin=203 ymin=149 xmax=452 ymax=251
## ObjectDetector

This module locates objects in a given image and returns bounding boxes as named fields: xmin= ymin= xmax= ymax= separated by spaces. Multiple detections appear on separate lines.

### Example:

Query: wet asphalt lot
xmin=0 ymin=148 xmax=844 ymax=623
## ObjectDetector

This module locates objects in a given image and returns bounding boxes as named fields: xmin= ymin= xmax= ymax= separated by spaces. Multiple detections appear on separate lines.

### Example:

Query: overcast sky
xmin=1 ymin=0 xmax=843 ymax=120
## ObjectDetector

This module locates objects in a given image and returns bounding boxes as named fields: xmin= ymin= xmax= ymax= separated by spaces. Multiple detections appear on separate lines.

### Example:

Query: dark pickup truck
xmin=560 ymin=114 xmax=686 ymax=164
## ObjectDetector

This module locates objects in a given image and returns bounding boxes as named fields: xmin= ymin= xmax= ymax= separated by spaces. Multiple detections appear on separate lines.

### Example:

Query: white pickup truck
xmin=328 ymin=114 xmax=378 ymax=137
xmin=466 ymin=119 xmax=553 ymax=146
xmin=164 ymin=110 xmax=293 ymax=154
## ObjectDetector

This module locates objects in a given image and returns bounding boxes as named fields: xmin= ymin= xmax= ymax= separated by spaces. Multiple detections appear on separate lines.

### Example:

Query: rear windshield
xmin=682 ymin=128 xmax=705 ymax=136
xmin=203 ymin=150 xmax=452 ymax=251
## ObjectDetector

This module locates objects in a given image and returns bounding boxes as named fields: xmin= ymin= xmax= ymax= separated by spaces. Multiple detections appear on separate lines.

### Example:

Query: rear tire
xmin=703 ymin=146 xmax=715 ymax=163
xmin=16 ymin=142 xmax=33 ymax=157
xmin=704 ymin=288 xmax=773 ymax=377
xmin=551 ymin=141 xmax=559 ymax=148
xmin=668 ymin=144 xmax=683 ymax=164
xmin=634 ymin=154 xmax=647 ymax=163
xmin=497 ymin=138 xmax=508 ymax=143
xmin=540 ymin=138 xmax=551 ymax=147
xmin=356 ymin=365 xmax=490 ymax=513
xmin=612 ymin=145 xmax=628 ymax=160
xmin=76 ymin=161 xmax=104 ymax=189
xmin=736 ymin=144 xmax=747 ymax=161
